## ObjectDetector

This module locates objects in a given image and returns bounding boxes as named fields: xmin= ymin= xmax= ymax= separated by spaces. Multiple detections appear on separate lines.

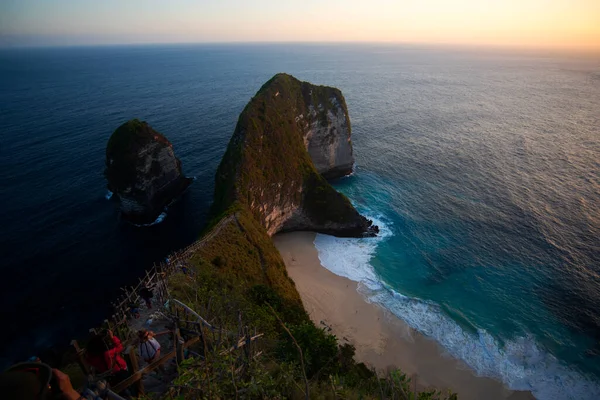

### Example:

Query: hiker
xmin=0 ymin=362 xmax=132 ymax=400
xmin=129 ymin=302 xmax=140 ymax=319
xmin=139 ymin=285 xmax=154 ymax=309
xmin=138 ymin=329 xmax=165 ymax=373
xmin=85 ymin=329 xmax=132 ymax=395
xmin=0 ymin=363 xmax=84 ymax=400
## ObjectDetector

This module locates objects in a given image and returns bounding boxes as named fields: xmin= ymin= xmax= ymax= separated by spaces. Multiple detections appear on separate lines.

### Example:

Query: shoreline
xmin=273 ymin=231 xmax=535 ymax=400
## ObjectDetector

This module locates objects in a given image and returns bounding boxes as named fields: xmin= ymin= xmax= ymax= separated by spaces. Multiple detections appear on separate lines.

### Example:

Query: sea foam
xmin=133 ymin=211 xmax=167 ymax=227
xmin=313 ymin=213 xmax=600 ymax=400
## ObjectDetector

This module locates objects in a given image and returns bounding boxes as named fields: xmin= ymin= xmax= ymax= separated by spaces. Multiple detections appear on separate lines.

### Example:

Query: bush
xmin=279 ymin=322 xmax=339 ymax=378
xmin=211 ymin=255 xmax=225 ymax=267
xmin=248 ymin=284 xmax=283 ymax=310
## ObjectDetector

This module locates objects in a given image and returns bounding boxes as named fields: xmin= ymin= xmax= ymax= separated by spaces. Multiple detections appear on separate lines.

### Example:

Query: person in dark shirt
xmin=139 ymin=286 xmax=154 ymax=309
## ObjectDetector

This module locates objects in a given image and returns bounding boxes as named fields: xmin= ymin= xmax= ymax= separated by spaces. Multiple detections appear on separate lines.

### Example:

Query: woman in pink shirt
xmin=85 ymin=330 xmax=131 ymax=394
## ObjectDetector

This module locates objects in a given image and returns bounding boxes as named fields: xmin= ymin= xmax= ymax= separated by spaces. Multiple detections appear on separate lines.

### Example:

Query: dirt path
xmin=127 ymin=289 xmax=177 ymax=393
xmin=117 ymin=216 xmax=236 ymax=395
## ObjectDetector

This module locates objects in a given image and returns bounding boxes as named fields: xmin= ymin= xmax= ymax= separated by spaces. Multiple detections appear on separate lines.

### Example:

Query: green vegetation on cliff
xmin=162 ymin=75 xmax=454 ymax=398
xmin=105 ymin=119 xmax=171 ymax=193
xmin=105 ymin=119 xmax=191 ymax=224
xmin=167 ymin=207 xmax=456 ymax=399
xmin=213 ymin=73 xmax=373 ymax=236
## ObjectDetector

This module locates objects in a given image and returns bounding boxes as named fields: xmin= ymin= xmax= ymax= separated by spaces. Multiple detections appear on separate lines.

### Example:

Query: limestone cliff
xmin=213 ymin=73 xmax=377 ymax=237
xmin=105 ymin=119 xmax=192 ymax=224
xmin=298 ymin=78 xmax=354 ymax=179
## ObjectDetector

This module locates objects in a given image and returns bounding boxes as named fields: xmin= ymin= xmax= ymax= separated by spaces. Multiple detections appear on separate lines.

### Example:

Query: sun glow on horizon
xmin=1 ymin=0 xmax=599 ymax=51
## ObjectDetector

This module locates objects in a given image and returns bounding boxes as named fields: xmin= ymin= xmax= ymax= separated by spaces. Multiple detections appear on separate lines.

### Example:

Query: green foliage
xmin=302 ymin=170 xmax=358 ymax=225
xmin=211 ymin=255 xmax=225 ymax=267
xmin=160 ymin=74 xmax=457 ymax=399
xmin=165 ymin=211 xmax=458 ymax=399
xmin=211 ymin=73 xmax=365 ymax=235
xmin=382 ymin=370 xmax=459 ymax=400
xmin=167 ymin=245 xmax=458 ymax=398
xmin=104 ymin=119 xmax=172 ymax=193
xmin=167 ymin=210 xmax=309 ymax=338
xmin=278 ymin=322 xmax=339 ymax=378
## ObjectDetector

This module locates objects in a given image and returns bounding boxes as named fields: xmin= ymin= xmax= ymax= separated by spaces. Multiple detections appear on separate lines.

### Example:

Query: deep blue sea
xmin=1 ymin=44 xmax=599 ymax=399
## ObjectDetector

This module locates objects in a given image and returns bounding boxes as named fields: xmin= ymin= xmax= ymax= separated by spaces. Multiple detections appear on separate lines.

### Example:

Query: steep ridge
xmin=212 ymin=73 xmax=377 ymax=237
xmin=159 ymin=76 xmax=454 ymax=399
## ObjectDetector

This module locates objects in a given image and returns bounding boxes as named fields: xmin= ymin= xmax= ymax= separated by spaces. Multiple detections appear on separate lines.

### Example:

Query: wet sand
xmin=274 ymin=231 xmax=535 ymax=400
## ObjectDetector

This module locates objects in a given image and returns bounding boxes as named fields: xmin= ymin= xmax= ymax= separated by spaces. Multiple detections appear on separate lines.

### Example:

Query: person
xmin=129 ymin=302 xmax=140 ymax=319
xmin=0 ymin=362 xmax=82 ymax=400
xmin=52 ymin=368 xmax=88 ymax=400
xmin=85 ymin=329 xmax=131 ymax=393
xmin=138 ymin=329 xmax=166 ymax=375
xmin=139 ymin=285 xmax=154 ymax=309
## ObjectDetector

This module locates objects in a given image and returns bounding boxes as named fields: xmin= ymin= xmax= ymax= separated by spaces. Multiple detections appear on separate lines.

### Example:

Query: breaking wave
xmin=313 ymin=213 xmax=600 ymax=400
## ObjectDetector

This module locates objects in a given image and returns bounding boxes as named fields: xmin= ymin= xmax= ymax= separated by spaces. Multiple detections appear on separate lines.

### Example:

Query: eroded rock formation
xmin=212 ymin=73 xmax=377 ymax=237
xmin=105 ymin=119 xmax=192 ymax=224
xmin=298 ymin=81 xmax=354 ymax=179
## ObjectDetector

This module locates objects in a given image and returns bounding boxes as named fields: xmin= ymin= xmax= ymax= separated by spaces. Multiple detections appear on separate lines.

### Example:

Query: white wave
xmin=314 ymin=214 xmax=392 ymax=289
xmin=313 ymin=213 xmax=600 ymax=400
xmin=364 ymin=285 xmax=600 ymax=400
xmin=134 ymin=211 xmax=167 ymax=227
xmin=105 ymin=190 xmax=113 ymax=200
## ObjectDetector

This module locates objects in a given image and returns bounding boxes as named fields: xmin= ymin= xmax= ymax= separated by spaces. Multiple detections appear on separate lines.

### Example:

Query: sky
xmin=1 ymin=0 xmax=599 ymax=50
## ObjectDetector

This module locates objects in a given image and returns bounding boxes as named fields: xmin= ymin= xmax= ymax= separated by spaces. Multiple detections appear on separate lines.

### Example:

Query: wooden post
xmin=244 ymin=327 xmax=251 ymax=361
xmin=175 ymin=329 xmax=184 ymax=365
xmin=117 ymin=315 xmax=127 ymax=339
xmin=70 ymin=340 xmax=90 ymax=375
xmin=128 ymin=346 xmax=145 ymax=396
xmin=105 ymin=319 xmax=112 ymax=333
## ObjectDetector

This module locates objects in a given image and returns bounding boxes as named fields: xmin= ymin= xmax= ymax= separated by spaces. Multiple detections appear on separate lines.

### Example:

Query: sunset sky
xmin=1 ymin=0 xmax=599 ymax=50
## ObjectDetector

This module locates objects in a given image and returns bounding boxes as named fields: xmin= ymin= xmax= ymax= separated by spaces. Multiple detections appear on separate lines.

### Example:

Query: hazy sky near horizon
xmin=1 ymin=0 xmax=599 ymax=50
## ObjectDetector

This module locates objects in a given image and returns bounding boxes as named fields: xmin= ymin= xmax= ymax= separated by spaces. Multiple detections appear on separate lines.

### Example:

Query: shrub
xmin=211 ymin=255 xmax=225 ymax=267
xmin=279 ymin=322 xmax=339 ymax=378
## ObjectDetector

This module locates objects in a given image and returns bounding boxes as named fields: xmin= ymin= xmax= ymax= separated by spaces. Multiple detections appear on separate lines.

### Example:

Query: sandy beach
xmin=274 ymin=232 xmax=535 ymax=400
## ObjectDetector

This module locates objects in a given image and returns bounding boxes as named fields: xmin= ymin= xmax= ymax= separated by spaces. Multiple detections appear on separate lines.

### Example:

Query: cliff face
xmin=213 ymin=73 xmax=377 ymax=237
xmin=105 ymin=119 xmax=192 ymax=224
xmin=299 ymin=81 xmax=354 ymax=179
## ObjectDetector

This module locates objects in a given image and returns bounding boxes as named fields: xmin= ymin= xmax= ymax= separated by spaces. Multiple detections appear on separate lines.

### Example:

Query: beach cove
xmin=274 ymin=232 xmax=535 ymax=400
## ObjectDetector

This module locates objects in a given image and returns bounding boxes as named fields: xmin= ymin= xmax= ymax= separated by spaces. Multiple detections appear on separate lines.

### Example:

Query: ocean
xmin=0 ymin=44 xmax=599 ymax=399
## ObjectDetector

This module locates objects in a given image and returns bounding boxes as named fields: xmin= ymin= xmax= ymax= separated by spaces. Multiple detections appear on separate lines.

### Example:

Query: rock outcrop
xmin=105 ymin=119 xmax=192 ymax=224
xmin=213 ymin=73 xmax=377 ymax=237
xmin=298 ymin=79 xmax=354 ymax=179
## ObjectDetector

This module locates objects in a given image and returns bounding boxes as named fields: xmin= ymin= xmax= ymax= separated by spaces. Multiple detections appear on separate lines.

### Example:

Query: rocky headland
xmin=213 ymin=73 xmax=378 ymax=237
xmin=83 ymin=75 xmax=469 ymax=399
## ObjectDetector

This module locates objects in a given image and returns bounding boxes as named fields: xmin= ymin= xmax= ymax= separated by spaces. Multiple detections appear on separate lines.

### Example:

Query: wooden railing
xmin=113 ymin=334 xmax=200 ymax=394
xmin=70 ymin=214 xmax=252 ymax=396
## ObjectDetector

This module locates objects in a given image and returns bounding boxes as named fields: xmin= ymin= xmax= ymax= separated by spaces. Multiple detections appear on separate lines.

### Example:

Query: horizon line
xmin=2 ymin=39 xmax=599 ymax=54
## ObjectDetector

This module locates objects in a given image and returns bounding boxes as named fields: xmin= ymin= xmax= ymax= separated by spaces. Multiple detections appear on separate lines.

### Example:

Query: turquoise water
xmin=1 ymin=45 xmax=599 ymax=399
xmin=316 ymin=171 xmax=599 ymax=399
xmin=312 ymin=51 xmax=600 ymax=398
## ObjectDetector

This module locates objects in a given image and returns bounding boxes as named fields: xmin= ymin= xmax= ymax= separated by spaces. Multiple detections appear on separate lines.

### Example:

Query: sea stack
xmin=213 ymin=73 xmax=377 ymax=237
xmin=105 ymin=119 xmax=192 ymax=224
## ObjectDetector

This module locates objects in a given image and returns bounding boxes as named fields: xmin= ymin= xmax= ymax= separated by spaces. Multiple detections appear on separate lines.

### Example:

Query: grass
xmin=212 ymin=73 xmax=369 ymax=236
xmin=163 ymin=74 xmax=456 ymax=399
xmin=167 ymin=208 xmax=457 ymax=399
